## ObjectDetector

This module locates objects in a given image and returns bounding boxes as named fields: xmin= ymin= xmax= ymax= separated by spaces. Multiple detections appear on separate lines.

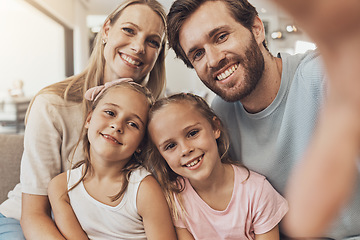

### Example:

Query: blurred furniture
xmin=0 ymin=134 xmax=24 ymax=203
xmin=0 ymin=97 xmax=32 ymax=133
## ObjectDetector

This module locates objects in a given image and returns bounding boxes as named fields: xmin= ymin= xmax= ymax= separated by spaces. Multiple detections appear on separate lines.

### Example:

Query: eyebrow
xmin=104 ymin=103 xmax=146 ymax=126
xmin=123 ymin=22 xmax=140 ymax=30
xmin=123 ymin=22 xmax=163 ymax=40
xmin=186 ymin=26 xmax=225 ymax=58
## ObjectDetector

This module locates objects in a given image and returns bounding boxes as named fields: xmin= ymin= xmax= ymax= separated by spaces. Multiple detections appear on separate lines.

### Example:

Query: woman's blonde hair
xmin=25 ymin=0 xmax=167 ymax=123
xmin=70 ymin=82 xmax=155 ymax=201
xmin=143 ymin=93 xmax=249 ymax=221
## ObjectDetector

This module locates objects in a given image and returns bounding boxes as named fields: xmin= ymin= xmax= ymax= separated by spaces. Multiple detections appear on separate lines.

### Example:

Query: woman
xmin=0 ymin=0 xmax=167 ymax=239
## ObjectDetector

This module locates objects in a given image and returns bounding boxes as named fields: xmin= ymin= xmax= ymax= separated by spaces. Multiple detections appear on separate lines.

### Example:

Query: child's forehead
xmin=98 ymin=87 xmax=148 ymax=107
xmin=107 ymin=84 xmax=132 ymax=93
xmin=105 ymin=86 xmax=143 ymax=98
xmin=163 ymin=101 xmax=193 ymax=111
xmin=155 ymin=101 xmax=203 ymax=121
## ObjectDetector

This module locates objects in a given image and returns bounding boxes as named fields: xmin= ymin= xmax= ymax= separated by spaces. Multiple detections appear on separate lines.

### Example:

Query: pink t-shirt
xmin=174 ymin=165 xmax=288 ymax=239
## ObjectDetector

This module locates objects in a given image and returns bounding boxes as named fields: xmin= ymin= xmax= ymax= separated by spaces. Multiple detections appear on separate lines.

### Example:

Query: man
xmin=167 ymin=0 xmax=360 ymax=238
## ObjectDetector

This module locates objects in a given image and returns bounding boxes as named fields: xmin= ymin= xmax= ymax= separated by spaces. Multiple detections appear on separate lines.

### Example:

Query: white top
xmin=0 ymin=93 xmax=84 ymax=220
xmin=68 ymin=166 xmax=150 ymax=240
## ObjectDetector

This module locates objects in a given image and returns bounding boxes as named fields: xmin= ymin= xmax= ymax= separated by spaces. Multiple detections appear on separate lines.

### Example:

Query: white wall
xmin=73 ymin=0 xmax=90 ymax=74
xmin=0 ymin=0 xmax=90 ymax=99
xmin=0 ymin=0 xmax=66 ymax=98
xmin=30 ymin=0 xmax=75 ymax=28
xmin=28 ymin=0 xmax=90 ymax=73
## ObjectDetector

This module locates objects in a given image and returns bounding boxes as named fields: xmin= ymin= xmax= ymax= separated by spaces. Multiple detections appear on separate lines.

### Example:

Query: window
xmin=0 ymin=0 xmax=70 ymax=97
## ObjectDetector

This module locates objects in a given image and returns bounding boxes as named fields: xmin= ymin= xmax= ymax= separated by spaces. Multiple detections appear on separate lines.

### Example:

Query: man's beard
xmin=205 ymin=35 xmax=265 ymax=102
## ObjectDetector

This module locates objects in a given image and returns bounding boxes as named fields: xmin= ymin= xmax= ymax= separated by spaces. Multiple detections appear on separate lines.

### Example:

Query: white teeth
xmin=186 ymin=160 xmax=199 ymax=167
xmin=217 ymin=64 xmax=239 ymax=80
xmin=185 ymin=156 xmax=203 ymax=167
xmin=121 ymin=54 xmax=140 ymax=66
xmin=103 ymin=134 xmax=119 ymax=144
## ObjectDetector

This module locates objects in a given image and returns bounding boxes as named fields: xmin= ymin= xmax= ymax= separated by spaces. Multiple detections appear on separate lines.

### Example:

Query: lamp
xmin=271 ymin=30 xmax=284 ymax=39
xmin=286 ymin=24 xmax=299 ymax=33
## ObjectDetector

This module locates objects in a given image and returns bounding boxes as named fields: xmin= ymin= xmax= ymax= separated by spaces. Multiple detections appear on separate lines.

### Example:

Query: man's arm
xmin=271 ymin=0 xmax=360 ymax=236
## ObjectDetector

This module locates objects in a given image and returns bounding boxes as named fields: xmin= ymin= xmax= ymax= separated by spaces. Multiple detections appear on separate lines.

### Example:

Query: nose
xmin=131 ymin=38 xmax=145 ymax=54
xmin=181 ymin=141 xmax=194 ymax=157
xmin=206 ymin=45 xmax=224 ymax=68
xmin=110 ymin=122 xmax=123 ymax=133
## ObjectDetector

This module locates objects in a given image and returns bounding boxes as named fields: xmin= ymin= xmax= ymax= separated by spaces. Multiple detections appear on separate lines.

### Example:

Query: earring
xmin=136 ymin=148 xmax=142 ymax=154
xmin=102 ymin=38 xmax=107 ymax=45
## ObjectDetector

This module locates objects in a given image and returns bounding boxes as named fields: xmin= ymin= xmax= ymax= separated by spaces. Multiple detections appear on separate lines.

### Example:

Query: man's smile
xmin=216 ymin=63 xmax=239 ymax=81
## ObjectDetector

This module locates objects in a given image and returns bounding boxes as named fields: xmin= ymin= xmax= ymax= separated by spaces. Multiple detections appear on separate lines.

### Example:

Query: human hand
xmin=270 ymin=0 xmax=360 ymax=47
xmin=272 ymin=0 xmax=360 ymax=114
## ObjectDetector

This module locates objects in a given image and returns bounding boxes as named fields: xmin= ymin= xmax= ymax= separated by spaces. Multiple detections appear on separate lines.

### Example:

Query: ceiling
xmin=85 ymin=0 xmax=290 ymax=34
xmin=86 ymin=0 xmax=173 ymax=15
xmin=86 ymin=0 xmax=284 ymax=17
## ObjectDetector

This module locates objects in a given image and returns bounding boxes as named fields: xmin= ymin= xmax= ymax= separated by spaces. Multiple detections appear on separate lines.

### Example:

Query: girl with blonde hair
xmin=0 ymin=1 xmax=167 ymax=239
xmin=48 ymin=80 xmax=176 ymax=240
xmin=146 ymin=93 xmax=288 ymax=240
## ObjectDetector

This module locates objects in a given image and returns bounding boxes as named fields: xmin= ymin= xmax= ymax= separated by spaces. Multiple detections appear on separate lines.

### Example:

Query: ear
xmin=212 ymin=116 xmax=221 ymax=140
xmin=252 ymin=16 xmax=265 ymax=45
xmin=102 ymin=19 xmax=111 ymax=39
xmin=136 ymin=136 xmax=148 ymax=154
xmin=84 ymin=112 xmax=93 ymax=129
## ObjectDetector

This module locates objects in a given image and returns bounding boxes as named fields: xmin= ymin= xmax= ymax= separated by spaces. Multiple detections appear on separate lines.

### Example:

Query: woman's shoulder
xmin=27 ymin=93 xmax=83 ymax=128
xmin=34 ymin=93 xmax=81 ymax=107
xmin=30 ymin=93 xmax=82 ymax=118
xmin=33 ymin=92 xmax=66 ymax=105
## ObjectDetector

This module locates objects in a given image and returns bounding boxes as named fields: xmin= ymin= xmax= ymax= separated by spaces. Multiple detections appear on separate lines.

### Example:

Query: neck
xmin=87 ymin=151 xmax=129 ymax=181
xmin=189 ymin=164 xmax=234 ymax=211
xmin=241 ymin=52 xmax=283 ymax=113
xmin=190 ymin=163 xmax=233 ymax=194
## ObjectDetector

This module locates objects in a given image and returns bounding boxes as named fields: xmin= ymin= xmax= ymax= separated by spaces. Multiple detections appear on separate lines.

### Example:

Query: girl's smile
xmin=86 ymin=86 xmax=149 ymax=164
xmin=148 ymin=102 xmax=222 ymax=183
xmin=182 ymin=154 xmax=203 ymax=169
xmin=100 ymin=133 xmax=122 ymax=145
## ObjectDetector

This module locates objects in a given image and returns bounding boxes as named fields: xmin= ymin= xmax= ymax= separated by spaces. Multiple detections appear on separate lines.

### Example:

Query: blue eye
xmin=217 ymin=32 xmax=229 ymax=44
xmin=193 ymin=50 xmax=204 ymax=61
xmin=105 ymin=110 xmax=115 ymax=116
xmin=188 ymin=129 xmax=199 ymax=138
xmin=128 ymin=122 xmax=139 ymax=129
xmin=165 ymin=142 xmax=176 ymax=151
xmin=123 ymin=27 xmax=135 ymax=35
xmin=218 ymin=33 xmax=227 ymax=40
xmin=148 ymin=39 xmax=160 ymax=48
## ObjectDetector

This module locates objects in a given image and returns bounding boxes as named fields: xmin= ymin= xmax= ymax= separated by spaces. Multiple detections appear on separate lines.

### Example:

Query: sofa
xmin=0 ymin=134 xmax=24 ymax=203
